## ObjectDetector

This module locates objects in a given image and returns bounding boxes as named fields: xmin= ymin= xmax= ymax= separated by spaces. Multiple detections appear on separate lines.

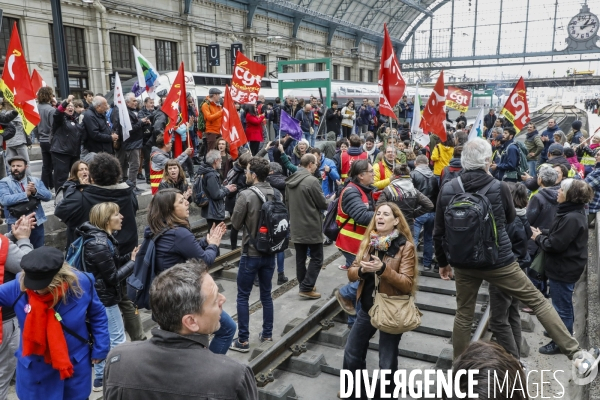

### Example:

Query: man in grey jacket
xmin=0 ymin=214 xmax=35 ymax=399
xmin=104 ymin=261 xmax=258 ymax=400
xmin=286 ymin=154 xmax=328 ymax=299
xmin=36 ymin=87 xmax=56 ymax=190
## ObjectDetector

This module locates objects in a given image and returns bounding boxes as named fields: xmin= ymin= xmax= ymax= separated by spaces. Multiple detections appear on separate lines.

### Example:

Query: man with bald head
xmin=83 ymin=95 xmax=119 ymax=158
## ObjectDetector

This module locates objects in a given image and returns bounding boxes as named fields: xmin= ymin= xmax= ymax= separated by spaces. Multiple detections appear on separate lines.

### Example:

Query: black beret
xmin=21 ymin=247 xmax=65 ymax=290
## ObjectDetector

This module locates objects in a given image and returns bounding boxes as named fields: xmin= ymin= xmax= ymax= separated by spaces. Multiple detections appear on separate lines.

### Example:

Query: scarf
xmin=370 ymin=229 xmax=399 ymax=252
xmin=22 ymin=283 xmax=74 ymax=380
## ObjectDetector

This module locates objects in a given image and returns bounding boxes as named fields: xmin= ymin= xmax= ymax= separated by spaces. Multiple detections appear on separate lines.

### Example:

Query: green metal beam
xmin=278 ymin=58 xmax=332 ymax=106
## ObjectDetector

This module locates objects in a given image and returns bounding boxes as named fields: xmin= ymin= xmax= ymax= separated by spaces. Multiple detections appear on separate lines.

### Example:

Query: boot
xmin=277 ymin=272 xmax=288 ymax=285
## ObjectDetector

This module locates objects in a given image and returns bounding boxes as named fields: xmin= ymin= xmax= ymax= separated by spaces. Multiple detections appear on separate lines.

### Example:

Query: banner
xmin=231 ymin=51 xmax=266 ymax=104
xmin=445 ymin=86 xmax=472 ymax=112
xmin=279 ymin=110 xmax=303 ymax=141
xmin=221 ymin=85 xmax=247 ymax=159
xmin=420 ymin=71 xmax=447 ymax=141
xmin=114 ymin=72 xmax=133 ymax=142
xmin=162 ymin=62 xmax=188 ymax=156
xmin=378 ymin=23 xmax=406 ymax=120
xmin=468 ymin=108 xmax=485 ymax=141
xmin=133 ymin=46 xmax=159 ymax=99
xmin=500 ymin=77 xmax=530 ymax=134
xmin=0 ymin=22 xmax=39 ymax=133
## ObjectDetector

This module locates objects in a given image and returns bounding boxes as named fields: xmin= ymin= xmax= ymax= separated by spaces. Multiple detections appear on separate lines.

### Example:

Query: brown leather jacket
xmin=348 ymin=237 xmax=416 ymax=301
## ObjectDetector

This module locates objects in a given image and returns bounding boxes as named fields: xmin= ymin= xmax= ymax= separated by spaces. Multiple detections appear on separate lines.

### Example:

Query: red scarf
xmin=22 ymin=283 xmax=74 ymax=379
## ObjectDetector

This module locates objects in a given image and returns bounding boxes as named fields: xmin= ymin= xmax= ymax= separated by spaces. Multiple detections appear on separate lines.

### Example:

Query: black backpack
xmin=246 ymin=186 xmax=289 ymax=254
xmin=126 ymin=230 xmax=167 ymax=310
xmin=192 ymin=172 xmax=209 ymax=207
xmin=442 ymin=177 xmax=499 ymax=268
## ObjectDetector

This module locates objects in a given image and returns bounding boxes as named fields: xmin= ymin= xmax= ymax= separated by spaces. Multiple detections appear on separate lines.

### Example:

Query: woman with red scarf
xmin=0 ymin=247 xmax=109 ymax=400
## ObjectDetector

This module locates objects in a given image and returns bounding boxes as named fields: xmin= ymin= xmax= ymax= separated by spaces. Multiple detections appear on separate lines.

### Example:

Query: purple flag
xmin=131 ymin=81 xmax=145 ymax=97
xmin=279 ymin=110 xmax=303 ymax=141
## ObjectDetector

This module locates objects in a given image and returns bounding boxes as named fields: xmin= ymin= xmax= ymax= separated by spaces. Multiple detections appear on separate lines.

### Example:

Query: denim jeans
xmin=549 ymin=278 xmax=575 ymax=335
xmin=236 ymin=254 xmax=276 ymax=342
xmin=303 ymin=131 xmax=315 ymax=148
xmin=528 ymin=160 xmax=538 ymax=179
xmin=209 ymin=310 xmax=237 ymax=354
xmin=339 ymin=251 xmax=361 ymax=326
xmin=276 ymin=251 xmax=285 ymax=274
xmin=343 ymin=309 xmax=403 ymax=399
xmin=94 ymin=304 xmax=126 ymax=380
xmin=413 ymin=212 xmax=435 ymax=267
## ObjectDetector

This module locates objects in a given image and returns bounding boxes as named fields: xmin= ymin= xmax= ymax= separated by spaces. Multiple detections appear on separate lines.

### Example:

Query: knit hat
xmin=572 ymin=120 xmax=582 ymax=131
xmin=548 ymin=143 xmax=564 ymax=156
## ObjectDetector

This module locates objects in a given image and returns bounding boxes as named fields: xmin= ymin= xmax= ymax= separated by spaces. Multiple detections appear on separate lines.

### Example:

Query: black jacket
xmin=138 ymin=108 xmax=156 ymax=147
xmin=434 ymin=169 xmax=516 ymax=269
xmin=325 ymin=108 xmax=342 ymax=135
xmin=455 ymin=115 xmax=467 ymax=126
xmin=196 ymin=162 xmax=228 ymax=220
xmin=526 ymin=185 xmax=559 ymax=255
xmin=410 ymin=166 xmax=439 ymax=207
xmin=340 ymin=181 xmax=375 ymax=226
xmin=377 ymin=178 xmax=434 ymax=229
xmin=535 ymin=202 xmax=588 ymax=283
xmin=55 ymin=182 xmax=139 ymax=253
xmin=225 ymin=163 xmax=248 ymax=213
xmin=506 ymin=211 xmax=532 ymax=268
xmin=523 ymin=157 xmax=572 ymax=192
xmin=104 ymin=328 xmax=258 ymax=400
xmin=484 ymin=113 xmax=497 ymax=130
xmin=158 ymin=179 xmax=188 ymax=193
xmin=50 ymin=101 xmax=81 ymax=156
xmin=266 ymin=172 xmax=287 ymax=203
xmin=120 ymin=107 xmax=146 ymax=151
xmin=77 ymin=222 xmax=134 ymax=307
xmin=83 ymin=107 xmax=114 ymax=154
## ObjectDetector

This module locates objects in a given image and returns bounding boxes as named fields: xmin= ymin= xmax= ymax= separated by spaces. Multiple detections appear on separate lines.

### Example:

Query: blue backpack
xmin=66 ymin=236 xmax=114 ymax=272
xmin=126 ymin=229 xmax=168 ymax=310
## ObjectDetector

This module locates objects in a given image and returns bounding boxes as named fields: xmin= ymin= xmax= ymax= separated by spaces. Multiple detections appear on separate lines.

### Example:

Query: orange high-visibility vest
xmin=336 ymin=182 xmax=369 ymax=255
xmin=150 ymin=152 xmax=163 ymax=195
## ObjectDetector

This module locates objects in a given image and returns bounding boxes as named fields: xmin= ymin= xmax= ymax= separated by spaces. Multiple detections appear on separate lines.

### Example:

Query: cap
xmin=21 ymin=247 xmax=65 ymax=290
xmin=209 ymin=88 xmax=222 ymax=95
xmin=7 ymin=155 xmax=28 ymax=165
xmin=572 ymin=120 xmax=582 ymax=131
xmin=548 ymin=143 xmax=564 ymax=156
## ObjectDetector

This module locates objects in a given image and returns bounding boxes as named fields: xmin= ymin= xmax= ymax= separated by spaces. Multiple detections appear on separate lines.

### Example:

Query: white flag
xmin=114 ymin=72 xmax=133 ymax=142
xmin=410 ymin=84 xmax=422 ymax=136
xmin=468 ymin=108 xmax=485 ymax=141
xmin=133 ymin=46 xmax=159 ymax=99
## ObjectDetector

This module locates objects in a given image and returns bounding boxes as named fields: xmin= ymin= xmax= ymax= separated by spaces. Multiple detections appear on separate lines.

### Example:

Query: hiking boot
xmin=277 ymin=272 xmax=288 ymax=285
xmin=299 ymin=290 xmax=321 ymax=299
xmin=229 ymin=338 xmax=250 ymax=353
xmin=335 ymin=289 xmax=356 ymax=316
xmin=93 ymin=378 xmax=103 ymax=392
xmin=539 ymin=341 xmax=561 ymax=355
xmin=259 ymin=332 xmax=273 ymax=343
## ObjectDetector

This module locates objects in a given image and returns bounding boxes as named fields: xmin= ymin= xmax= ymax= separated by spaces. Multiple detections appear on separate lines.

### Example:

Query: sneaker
xmin=259 ymin=332 xmax=272 ymax=343
xmin=93 ymin=378 xmax=103 ymax=392
xmin=323 ymin=238 xmax=333 ymax=246
xmin=539 ymin=341 xmax=561 ymax=355
xmin=299 ymin=290 xmax=321 ymax=299
xmin=423 ymin=265 xmax=432 ymax=271
xmin=229 ymin=338 xmax=250 ymax=353
xmin=338 ymin=264 xmax=349 ymax=271
xmin=137 ymin=173 xmax=145 ymax=180
xmin=335 ymin=289 xmax=356 ymax=316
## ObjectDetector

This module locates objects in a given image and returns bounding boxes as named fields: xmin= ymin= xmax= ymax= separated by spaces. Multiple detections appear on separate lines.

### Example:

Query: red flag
xmin=500 ymin=77 xmax=530 ymax=133
xmin=221 ymin=85 xmax=247 ymax=159
xmin=162 ymin=63 xmax=188 ymax=156
xmin=30 ymin=69 xmax=46 ymax=95
xmin=231 ymin=52 xmax=266 ymax=104
xmin=378 ymin=23 xmax=406 ymax=120
xmin=420 ymin=71 xmax=447 ymax=141
xmin=0 ymin=23 xmax=40 ymax=131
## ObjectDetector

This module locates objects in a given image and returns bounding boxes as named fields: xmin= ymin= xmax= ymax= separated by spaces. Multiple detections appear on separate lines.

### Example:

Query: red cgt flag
xmin=0 ymin=22 xmax=40 ymax=132
xmin=30 ymin=69 xmax=46 ymax=95
xmin=230 ymin=52 xmax=266 ymax=104
xmin=162 ymin=62 xmax=188 ymax=156
xmin=420 ymin=71 xmax=447 ymax=141
xmin=378 ymin=23 xmax=406 ymax=120
xmin=221 ymin=85 xmax=247 ymax=159
xmin=500 ymin=77 xmax=530 ymax=134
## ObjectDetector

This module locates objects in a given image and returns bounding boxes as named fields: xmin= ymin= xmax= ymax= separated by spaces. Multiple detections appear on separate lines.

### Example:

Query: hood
xmin=93 ymin=182 xmax=131 ymax=190
xmin=448 ymin=157 xmax=462 ymax=167
xmin=76 ymin=221 xmax=107 ymax=239
xmin=526 ymin=130 xmax=539 ymax=140
xmin=390 ymin=177 xmax=417 ymax=196
xmin=285 ymin=168 xmax=312 ymax=188
xmin=567 ymin=156 xmax=580 ymax=165
xmin=232 ymin=162 xmax=245 ymax=173
xmin=459 ymin=169 xmax=495 ymax=192
xmin=196 ymin=162 xmax=216 ymax=176
xmin=327 ymin=131 xmax=336 ymax=141
xmin=537 ymin=186 xmax=559 ymax=204
xmin=414 ymin=165 xmax=435 ymax=178
xmin=548 ymin=156 xmax=571 ymax=171
xmin=348 ymin=146 xmax=364 ymax=156
xmin=515 ymin=207 xmax=527 ymax=217
xmin=545 ymin=125 xmax=559 ymax=134
xmin=151 ymin=146 xmax=166 ymax=155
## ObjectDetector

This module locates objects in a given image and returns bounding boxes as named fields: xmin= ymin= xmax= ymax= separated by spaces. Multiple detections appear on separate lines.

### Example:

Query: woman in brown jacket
xmin=342 ymin=202 xmax=418 ymax=395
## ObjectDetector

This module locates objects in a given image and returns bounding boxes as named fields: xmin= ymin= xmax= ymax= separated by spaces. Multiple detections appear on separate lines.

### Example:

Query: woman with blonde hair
xmin=76 ymin=202 xmax=139 ymax=391
xmin=0 ymin=246 xmax=109 ymax=399
xmin=343 ymin=202 xmax=418 ymax=388
xmin=158 ymin=159 xmax=192 ymax=200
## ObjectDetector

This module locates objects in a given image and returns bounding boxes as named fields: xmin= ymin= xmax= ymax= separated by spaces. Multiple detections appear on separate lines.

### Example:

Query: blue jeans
xmin=9 ymin=223 xmax=44 ymax=249
xmin=209 ymin=310 xmax=236 ymax=354
xmin=303 ymin=131 xmax=315 ymax=147
xmin=276 ymin=251 xmax=285 ymax=274
xmin=236 ymin=254 xmax=276 ymax=342
xmin=94 ymin=304 xmax=126 ymax=380
xmin=339 ymin=251 xmax=361 ymax=326
xmin=549 ymin=279 xmax=575 ymax=335
xmin=528 ymin=160 xmax=538 ymax=179
xmin=413 ymin=212 xmax=435 ymax=267
xmin=273 ymin=123 xmax=280 ymax=137
xmin=342 ymin=309 xmax=403 ymax=399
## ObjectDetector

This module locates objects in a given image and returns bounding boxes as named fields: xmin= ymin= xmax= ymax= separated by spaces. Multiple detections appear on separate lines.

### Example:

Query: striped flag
xmin=468 ymin=108 xmax=485 ymax=141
